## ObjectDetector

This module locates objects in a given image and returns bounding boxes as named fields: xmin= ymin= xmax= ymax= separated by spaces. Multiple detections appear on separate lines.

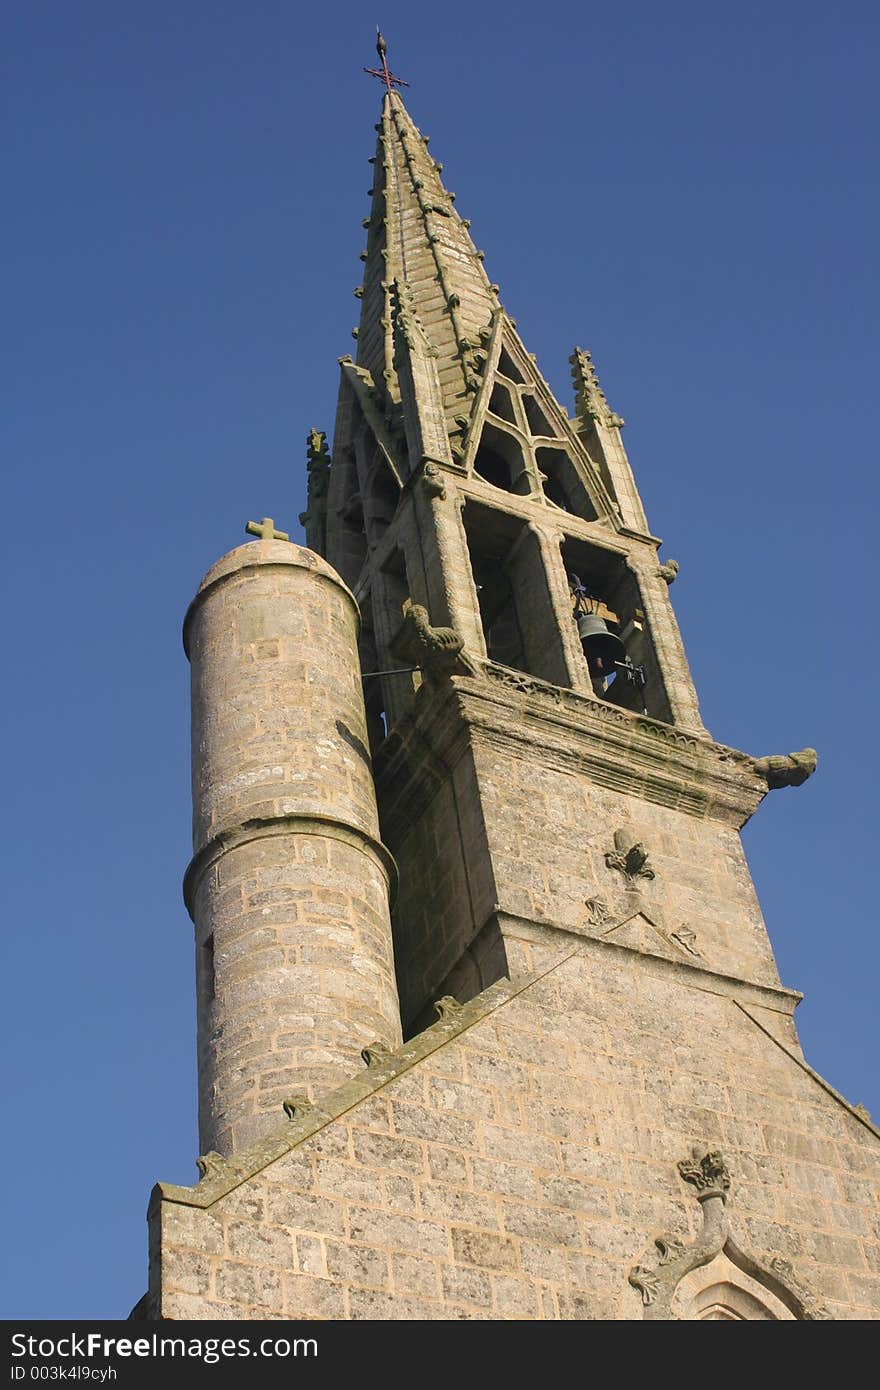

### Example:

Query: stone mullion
xmin=628 ymin=553 xmax=707 ymax=733
xmin=536 ymin=525 xmax=594 ymax=693
xmin=421 ymin=492 xmax=487 ymax=658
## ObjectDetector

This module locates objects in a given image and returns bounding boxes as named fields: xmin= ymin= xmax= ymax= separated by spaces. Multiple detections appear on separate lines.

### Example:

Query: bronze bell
xmin=577 ymin=612 xmax=629 ymax=673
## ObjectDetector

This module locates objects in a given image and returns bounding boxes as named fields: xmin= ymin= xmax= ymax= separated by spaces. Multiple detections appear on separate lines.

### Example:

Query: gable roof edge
xmin=152 ymin=947 xmax=582 ymax=1212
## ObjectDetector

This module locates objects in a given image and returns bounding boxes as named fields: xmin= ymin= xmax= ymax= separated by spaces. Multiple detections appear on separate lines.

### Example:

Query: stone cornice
xmin=491 ymin=907 xmax=803 ymax=1018
xmin=375 ymin=663 xmax=769 ymax=835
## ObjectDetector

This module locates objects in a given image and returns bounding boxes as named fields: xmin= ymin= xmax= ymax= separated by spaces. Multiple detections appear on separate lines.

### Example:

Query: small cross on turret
xmin=245 ymin=517 xmax=290 ymax=542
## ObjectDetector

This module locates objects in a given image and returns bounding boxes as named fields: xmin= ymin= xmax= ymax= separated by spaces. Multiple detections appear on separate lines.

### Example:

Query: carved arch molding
xmin=627 ymin=1150 xmax=833 ymax=1320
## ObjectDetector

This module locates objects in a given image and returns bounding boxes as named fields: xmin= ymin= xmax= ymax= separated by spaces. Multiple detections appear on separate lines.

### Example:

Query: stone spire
xmin=356 ymin=91 xmax=500 ymax=438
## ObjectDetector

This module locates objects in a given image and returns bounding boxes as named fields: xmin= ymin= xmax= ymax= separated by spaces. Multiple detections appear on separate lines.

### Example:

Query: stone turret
xmin=183 ymin=536 xmax=401 ymax=1155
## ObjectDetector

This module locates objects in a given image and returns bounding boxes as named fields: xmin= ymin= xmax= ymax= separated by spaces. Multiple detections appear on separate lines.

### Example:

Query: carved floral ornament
xmin=627 ymin=1149 xmax=832 ymax=1320
xmin=605 ymin=828 xmax=655 ymax=887
xmin=583 ymin=835 xmax=706 ymax=960
xmin=583 ymin=892 xmax=703 ymax=962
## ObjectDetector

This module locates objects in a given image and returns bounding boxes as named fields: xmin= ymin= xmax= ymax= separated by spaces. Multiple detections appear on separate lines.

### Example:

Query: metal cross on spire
xmin=363 ymin=29 xmax=409 ymax=91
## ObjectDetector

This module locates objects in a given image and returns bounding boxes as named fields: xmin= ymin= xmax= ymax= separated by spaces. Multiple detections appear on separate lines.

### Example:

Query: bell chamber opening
xmin=560 ymin=535 xmax=674 ymax=725
xmin=463 ymin=501 xmax=571 ymax=687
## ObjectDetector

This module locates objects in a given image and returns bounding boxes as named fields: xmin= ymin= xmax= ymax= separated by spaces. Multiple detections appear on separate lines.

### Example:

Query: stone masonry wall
xmin=149 ymin=946 xmax=880 ymax=1320
xmin=383 ymin=752 xmax=497 ymax=1031
xmin=472 ymin=736 xmax=783 ymax=991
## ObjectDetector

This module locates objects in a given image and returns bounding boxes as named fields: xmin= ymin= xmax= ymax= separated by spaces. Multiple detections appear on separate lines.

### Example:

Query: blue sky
xmin=3 ymin=1 xmax=878 ymax=1318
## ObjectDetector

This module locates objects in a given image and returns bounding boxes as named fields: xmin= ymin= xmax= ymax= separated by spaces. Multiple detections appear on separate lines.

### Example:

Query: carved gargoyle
xmin=421 ymin=461 xmax=447 ymax=499
xmin=658 ymin=558 xmax=679 ymax=585
xmin=390 ymin=604 xmax=476 ymax=683
xmin=753 ymin=748 xmax=818 ymax=789
xmin=605 ymin=828 xmax=655 ymax=887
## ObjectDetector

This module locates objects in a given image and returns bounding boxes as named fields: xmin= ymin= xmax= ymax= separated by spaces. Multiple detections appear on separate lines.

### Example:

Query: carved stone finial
xmin=853 ymin=1102 xmax=872 ymax=1122
xmin=628 ymin=1151 xmax=834 ymax=1319
xmin=627 ymin=1150 xmax=731 ymax=1318
xmin=753 ymin=748 xmax=818 ymax=789
xmin=389 ymin=604 xmax=475 ymax=683
xmin=658 ymin=558 xmax=679 ymax=585
xmin=678 ymin=1148 xmax=731 ymax=1203
xmin=605 ymin=828 xmax=655 ymax=887
xmin=361 ymin=1041 xmax=393 ymax=1068
xmin=298 ymin=429 xmax=331 ymax=554
xmin=570 ymin=346 xmax=625 ymax=430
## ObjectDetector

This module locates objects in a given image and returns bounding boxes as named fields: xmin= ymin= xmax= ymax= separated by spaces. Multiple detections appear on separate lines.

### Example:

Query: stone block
xmin=348 ymin=1207 xmax=449 ymax=1258
xmin=264 ymin=1190 xmax=348 ymax=1238
xmin=325 ymin=1241 xmax=390 ymax=1289
xmin=391 ymin=1252 xmax=441 ymax=1298
xmin=450 ymin=1227 xmax=519 ymax=1272
xmin=441 ymin=1264 xmax=493 ymax=1307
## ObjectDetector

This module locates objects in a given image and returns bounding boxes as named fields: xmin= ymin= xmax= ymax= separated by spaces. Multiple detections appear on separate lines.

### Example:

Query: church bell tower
xmin=310 ymin=84 xmax=812 ymax=1037
xmin=135 ymin=47 xmax=880 ymax=1322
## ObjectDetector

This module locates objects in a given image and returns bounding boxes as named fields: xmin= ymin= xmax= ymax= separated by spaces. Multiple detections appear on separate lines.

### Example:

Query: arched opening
xmin=463 ymin=501 xmax=571 ymax=686
xmin=498 ymin=346 xmax=524 ymax=383
xmin=325 ymin=445 xmax=368 ymax=589
xmin=561 ymin=533 xmax=673 ymax=723
xmin=358 ymin=604 xmax=387 ymax=756
xmin=522 ymin=393 xmax=553 ymax=438
xmin=690 ymin=1282 xmax=780 ymax=1321
xmin=537 ymin=446 xmax=597 ymax=520
xmin=367 ymin=457 xmax=400 ymax=540
xmin=473 ymin=421 xmax=531 ymax=495
xmin=672 ymin=1250 xmax=799 ymax=1321
xmin=489 ymin=381 xmax=517 ymax=425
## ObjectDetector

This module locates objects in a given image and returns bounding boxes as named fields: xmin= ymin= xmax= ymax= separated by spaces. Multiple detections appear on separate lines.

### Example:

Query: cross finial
xmin=245 ymin=517 xmax=290 ymax=542
xmin=363 ymin=29 xmax=409 ymax=92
